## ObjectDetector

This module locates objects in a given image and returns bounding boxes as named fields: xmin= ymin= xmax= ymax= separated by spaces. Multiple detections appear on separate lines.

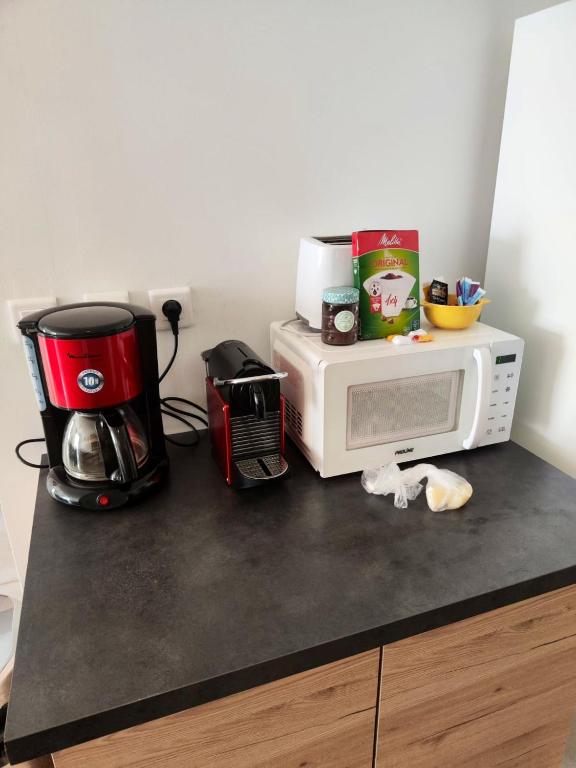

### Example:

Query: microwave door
xmin=345 ymin=369 xmax=465 ymax=449
xmin=323 ymin=345 xmax=491 ymax=475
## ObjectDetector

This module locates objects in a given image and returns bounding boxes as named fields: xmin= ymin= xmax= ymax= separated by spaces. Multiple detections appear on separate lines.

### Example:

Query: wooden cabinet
xmin=376 ymin=585 xmax=576 ymax=768
xmin=52 ymin=649 xmax=380 ymax=768
xmin=52 ymin=587 xmax=576 ymax=767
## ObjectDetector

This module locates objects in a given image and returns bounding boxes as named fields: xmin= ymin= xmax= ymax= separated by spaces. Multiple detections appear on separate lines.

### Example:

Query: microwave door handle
xmin=463 ymin=347 xmax=492 ymax=450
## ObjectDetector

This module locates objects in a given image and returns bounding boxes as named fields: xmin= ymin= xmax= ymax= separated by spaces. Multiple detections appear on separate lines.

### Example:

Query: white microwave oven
xmin=270 ymin=320 xmax=524 ymax=477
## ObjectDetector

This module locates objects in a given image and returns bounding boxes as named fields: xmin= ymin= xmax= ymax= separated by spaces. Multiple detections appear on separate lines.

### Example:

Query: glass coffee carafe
xmin=62 ymin=405 xmax=149 ymax=484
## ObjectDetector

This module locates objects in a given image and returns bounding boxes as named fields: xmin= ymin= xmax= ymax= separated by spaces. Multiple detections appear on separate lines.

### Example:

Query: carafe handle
xmin=102 ymin=411 xmax=139 ymax=483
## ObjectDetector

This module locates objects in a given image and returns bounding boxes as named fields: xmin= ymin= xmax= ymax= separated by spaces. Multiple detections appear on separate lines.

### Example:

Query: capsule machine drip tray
xmin=234 ymin=454 xmax=289 ymax=481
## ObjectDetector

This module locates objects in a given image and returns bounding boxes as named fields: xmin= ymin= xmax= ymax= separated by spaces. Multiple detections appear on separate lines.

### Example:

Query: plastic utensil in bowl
xmin=422 ymin=293 xmax=490 ymax=330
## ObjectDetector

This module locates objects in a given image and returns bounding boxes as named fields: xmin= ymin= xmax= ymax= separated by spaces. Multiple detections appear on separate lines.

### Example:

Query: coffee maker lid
xmin=38 ymin=305 xmax=135 ymax=338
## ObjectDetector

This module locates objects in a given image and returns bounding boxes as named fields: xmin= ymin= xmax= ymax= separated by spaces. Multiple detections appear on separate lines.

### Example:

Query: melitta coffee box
xmin=352 ymin=230 xmax=420 ymax=340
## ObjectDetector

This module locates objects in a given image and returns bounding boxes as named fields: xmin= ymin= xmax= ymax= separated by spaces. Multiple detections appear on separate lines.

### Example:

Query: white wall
xmin=0 ymin=0 xmax=564 ymax=578
xmin=485 ymin=0 xmax=576 ymax=479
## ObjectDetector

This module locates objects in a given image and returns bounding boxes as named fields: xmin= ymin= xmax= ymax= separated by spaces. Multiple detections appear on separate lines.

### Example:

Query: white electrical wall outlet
xmin=7 ymin=297 xmax=58 ymax=342
xmin=148 ymin=287 xmax=193 ymax=331
xmin=83 ymin=290 xmax=130 ymax=303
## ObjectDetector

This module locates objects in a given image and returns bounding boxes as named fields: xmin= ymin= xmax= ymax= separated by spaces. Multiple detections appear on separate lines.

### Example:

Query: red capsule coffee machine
xmin=202 ymin=340 xmax=289 ymax=488
xmin=19 ymin=303 xmax=168 ymax=509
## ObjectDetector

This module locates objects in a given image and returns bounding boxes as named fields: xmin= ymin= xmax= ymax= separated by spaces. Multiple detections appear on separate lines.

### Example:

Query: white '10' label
xmin=77 ymin=369 xmax=105 ymax=393
xmin=22 ymin=336 xmax=47 ymax=411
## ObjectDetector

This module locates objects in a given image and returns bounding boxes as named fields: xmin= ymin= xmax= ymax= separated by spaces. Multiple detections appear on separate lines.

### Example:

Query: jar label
xmin=334 ymin=310 xmax=355 ymax=333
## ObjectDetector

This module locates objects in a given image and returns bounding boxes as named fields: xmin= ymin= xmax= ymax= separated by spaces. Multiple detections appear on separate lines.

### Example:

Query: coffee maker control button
xmin=96 ymin=494 xmax=110 ymax=507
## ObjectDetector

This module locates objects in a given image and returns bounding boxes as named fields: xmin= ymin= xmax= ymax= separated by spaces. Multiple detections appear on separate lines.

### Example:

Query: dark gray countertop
xmin=6 ymin=436 xmax=576 ymax=763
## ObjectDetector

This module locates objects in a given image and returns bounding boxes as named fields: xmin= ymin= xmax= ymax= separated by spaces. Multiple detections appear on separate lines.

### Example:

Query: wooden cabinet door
xmin=376 ymin=585 xmax=576 ymax=768
xmin=53 ymin=649 xmax=379 ymax=768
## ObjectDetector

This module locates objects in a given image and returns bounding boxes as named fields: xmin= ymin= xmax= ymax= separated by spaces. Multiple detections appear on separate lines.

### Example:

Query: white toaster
xmin=295 ymin=236 xmax=354 ymax=329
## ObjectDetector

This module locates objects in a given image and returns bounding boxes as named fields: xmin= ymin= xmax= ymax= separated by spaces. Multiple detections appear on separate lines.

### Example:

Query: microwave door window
xmin=346 ymin=371 xmax=464 ymax=450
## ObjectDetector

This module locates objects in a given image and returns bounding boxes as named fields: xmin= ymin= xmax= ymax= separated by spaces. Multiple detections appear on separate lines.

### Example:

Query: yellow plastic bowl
xmin=422 ymin=293 xmax=490 ymax=330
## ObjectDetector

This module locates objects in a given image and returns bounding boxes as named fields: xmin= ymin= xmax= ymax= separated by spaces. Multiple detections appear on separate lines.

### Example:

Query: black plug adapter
xmin=162 ymin=299 xmax=182 ymax=336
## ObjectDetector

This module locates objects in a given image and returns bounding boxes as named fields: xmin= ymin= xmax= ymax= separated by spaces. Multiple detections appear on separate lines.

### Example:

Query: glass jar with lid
xmin=321 ymin=287 xmax=360 ymax=346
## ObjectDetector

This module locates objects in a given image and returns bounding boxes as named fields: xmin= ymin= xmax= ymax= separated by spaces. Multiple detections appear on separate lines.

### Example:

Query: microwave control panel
xmin=479 ymin=338 xmax=524 ymax=446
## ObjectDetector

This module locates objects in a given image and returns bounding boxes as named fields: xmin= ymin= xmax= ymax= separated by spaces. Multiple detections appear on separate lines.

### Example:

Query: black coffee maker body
xmin=202 ymin=340 xmax=288 ymax=488
xmin=19 ymin=303 xmax=168 ymax=510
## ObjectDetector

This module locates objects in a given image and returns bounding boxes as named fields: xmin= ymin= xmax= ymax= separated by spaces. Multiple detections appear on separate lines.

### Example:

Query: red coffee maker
xmin=202 ymin=340 xmax=289 ymax=488
xmin=19 ymin=303 xmax=168 ymax=510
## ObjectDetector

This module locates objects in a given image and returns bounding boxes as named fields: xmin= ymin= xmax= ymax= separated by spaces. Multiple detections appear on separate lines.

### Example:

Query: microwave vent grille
xmin=284 ymin=398 xmax=303 ymax=437
xmin=347 ymin=370 xmax=463 ymax=449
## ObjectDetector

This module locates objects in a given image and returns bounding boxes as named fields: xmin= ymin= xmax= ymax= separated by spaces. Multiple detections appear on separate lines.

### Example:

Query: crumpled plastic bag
xmin=361 ymin=462 xmax=472 ymax=511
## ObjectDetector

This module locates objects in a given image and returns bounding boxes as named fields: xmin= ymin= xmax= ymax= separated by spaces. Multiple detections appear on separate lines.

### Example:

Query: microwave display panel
xmin=346 ymin=370 xmax=463 ymax=449
xmin=496 ymin=354 xmax=516 ymax=365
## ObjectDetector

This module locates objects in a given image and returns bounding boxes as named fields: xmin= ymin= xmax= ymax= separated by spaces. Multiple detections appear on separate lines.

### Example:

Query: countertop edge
xmin=6 ymin=565 xmax=576 ymax=764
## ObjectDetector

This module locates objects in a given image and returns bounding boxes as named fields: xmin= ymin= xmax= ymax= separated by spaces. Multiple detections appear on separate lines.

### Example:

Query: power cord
xmin=280 ymin=317 xmax=322 ymax=337
xmin=159 ymin=300 xmax=207 ymax=448
xmin=161 ymin=398 xmax=208 ymax=448
xmin=158 ymin=299 xmax=182 ymax=383
xmin=161 ymin=410 xmax=200 ymax=447
xmin=15 ymin=438 xmax=48 ymax=469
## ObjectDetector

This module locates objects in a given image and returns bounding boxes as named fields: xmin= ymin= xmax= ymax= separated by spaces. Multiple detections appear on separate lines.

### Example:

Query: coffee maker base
xmin=46 ymin=460 xmax=169 ymax=510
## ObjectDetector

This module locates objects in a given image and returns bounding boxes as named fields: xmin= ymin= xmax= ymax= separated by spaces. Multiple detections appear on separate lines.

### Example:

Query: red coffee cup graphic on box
xmin=369 ymin=295 xmax=381 ymax=314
